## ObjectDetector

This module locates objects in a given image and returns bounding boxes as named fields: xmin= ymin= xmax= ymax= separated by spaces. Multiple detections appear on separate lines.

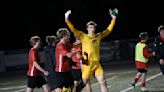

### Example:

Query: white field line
xmin=120 ymin=72 xmax=162 ymax=92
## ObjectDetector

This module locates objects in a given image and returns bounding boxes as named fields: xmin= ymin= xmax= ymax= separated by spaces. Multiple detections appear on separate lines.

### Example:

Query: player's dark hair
xmin=46 ymin=35 xmax=56 ymax=43
xmin=139 ymin=32 xmax=148 ymax=40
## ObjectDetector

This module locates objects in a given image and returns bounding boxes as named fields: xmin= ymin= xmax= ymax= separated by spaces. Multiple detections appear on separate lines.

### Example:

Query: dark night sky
xmin=1 ymin=0 xmax=164 ymax=50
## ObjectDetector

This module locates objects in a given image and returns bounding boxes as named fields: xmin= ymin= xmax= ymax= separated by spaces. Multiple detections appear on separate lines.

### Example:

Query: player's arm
xmin=66 ymin=49 xmax=81 ymax=58
xmin=143 ymin=46 xmax=155 ymax=58
xmin=100 ymin=8 xmax=118 ymax=39
xmin=65 ymin=10 xmax=84 ymax=39
xmin=61 ymin=45 xmax=81 ymax=58
xmin=33 ymin=61 xmax=49 ymax=76
xmin=31 ymin=50 xmax=49 ymax=76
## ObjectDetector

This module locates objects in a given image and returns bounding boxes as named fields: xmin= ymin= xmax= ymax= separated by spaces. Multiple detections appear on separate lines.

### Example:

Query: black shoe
xmin=131 ymin=83 xmax=135 ymax=88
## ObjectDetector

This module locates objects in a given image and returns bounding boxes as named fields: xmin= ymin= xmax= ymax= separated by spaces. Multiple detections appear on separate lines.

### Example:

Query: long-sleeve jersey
xmin=66 ymin=19 xmax=116 ymax=66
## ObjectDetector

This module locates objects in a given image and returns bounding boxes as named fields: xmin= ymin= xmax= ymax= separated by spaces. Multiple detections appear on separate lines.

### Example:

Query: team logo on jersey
xmin=92 ymin=39 xmax=98 ymax=44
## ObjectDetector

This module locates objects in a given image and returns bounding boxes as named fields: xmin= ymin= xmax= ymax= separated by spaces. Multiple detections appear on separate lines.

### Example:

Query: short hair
xmin=158 ymin=25 xmax=164 ymax=32
xmin=56 ymin=28 xmax=70 ymax=39
xmin=46 ymin=35 xmax=56 ymax=43
xmin=29 ymin=36 xmax=41 ymax=46
xmin=86 ymin=21 xmax=97 ymax=28
xmin=139 ymin=32 xmax=148 ymax=40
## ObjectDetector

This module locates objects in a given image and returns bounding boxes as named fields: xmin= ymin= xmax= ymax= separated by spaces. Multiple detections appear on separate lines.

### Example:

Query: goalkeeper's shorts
xmin=82 ymin=63 xmax=104 ymax=79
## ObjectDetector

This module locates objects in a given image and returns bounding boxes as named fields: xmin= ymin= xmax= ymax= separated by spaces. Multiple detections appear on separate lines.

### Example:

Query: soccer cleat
xmin=141 ymin=87 xmax=148 ymax=91
xmin=131 ymin=83 xmax=135 ymax=87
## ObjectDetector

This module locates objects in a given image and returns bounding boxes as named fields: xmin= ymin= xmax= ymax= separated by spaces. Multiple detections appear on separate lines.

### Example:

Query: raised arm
xmin=65 ymin=10 xmax=83 ymax=39
xmin=100 ymin=8 xmax=118 ymax=39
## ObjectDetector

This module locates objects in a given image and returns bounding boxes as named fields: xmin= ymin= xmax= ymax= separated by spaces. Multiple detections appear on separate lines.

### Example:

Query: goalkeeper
xmin=65 ymin=8 xmax=118 ymax=92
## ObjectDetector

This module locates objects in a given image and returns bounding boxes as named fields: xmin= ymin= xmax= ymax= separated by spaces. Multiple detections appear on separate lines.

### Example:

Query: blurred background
xmin=0 ymin=0 xmax=164 ymax=92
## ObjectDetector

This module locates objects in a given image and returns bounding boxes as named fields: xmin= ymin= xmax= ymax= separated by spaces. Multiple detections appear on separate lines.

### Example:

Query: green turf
xmin=0 ymin=66 xmax=163 ymax=92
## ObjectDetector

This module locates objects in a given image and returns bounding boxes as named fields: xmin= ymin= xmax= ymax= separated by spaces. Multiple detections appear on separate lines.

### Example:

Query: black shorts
xmin=71 ymin=69 xmax=82 ymax=81
xmin=27 ymin=75 xmax=47 ymax=88
xmin=137 ymin=68 xmax=147 ymax=73
xmin=55 ymin=71 xmax=74 ymax=88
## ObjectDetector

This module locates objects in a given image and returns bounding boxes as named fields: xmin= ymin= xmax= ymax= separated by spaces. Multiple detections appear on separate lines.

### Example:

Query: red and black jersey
xmin=55 ymin=43 xmax=71 ymax=72
xmin=27 ymin=48 xmax=41 ymax=76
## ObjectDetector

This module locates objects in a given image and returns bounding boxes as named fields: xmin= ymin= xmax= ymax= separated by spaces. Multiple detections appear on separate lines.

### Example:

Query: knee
xmin=74 ymin=82 xmax=78 ymax=87
xmin=99 ymin=79 xmax=107 ymax=86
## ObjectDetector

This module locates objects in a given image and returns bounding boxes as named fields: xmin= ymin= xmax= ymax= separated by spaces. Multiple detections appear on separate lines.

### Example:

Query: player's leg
xmin=72 ymin=80 xmax=78 ymax=92
xmin=52 ymin=89 xmax=56 ymax=92
xmin=42 ymin=84 xmax=50 ymax=92
xmin=26 ymin=87 xmax=34 ymax=92
xmin=64 ymin=71 xmax=74 ymax=92
xmin=140 ymin=69 xmax=148 ymax=91
xmin=55 ymin=72 xmax=64 ymax=92
xmin=26 ymin=76 xmax=36 ymax=92
xmin=35 ymin=76 xmax=50 ymax=92
xmin=132 ymin=71 xmax=142 ymax=85
xmin=159 ymin=64 xmax=164 ymax=75
xmin=85 ymin=79 xmax=92 ymax=92
xmin=76 ymin=78 xmax=89 ymax=92
xmin=76 ymin=65 xmax=91 ymax=92
xmin=95 ymin=75 xmax=108 ymax=92
xmin=49 ymin=72 xmax=56 ymax=91
xmin=71 ymin=69 xmax=81 ymax=92
xmin=95 ymin=65 xmax=108 ymax=92
xmin=55 ymin=88 xmax=62 ymax=92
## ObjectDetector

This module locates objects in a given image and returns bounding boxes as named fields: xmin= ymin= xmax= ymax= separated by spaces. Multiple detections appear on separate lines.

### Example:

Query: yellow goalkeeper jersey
xmin=66 ymin=19 xmax=116 ymax=65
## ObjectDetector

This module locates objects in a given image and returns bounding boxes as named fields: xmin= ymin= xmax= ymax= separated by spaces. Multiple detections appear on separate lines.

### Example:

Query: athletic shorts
xmin=27 ymin=75 xmax=47 ymax=88
xmin=82 ymin=64 xmax=104 ymax=79
xmin=55 ymin=71 xmax=74 ymax=88
xmin=71 ymin=69 xmax=82 ymax=81
xmin=137 ymin=68 xmax=147 ymax=73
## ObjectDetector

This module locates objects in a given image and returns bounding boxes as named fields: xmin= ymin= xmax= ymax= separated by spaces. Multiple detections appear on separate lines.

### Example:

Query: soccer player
xmin=71 ymin=35 xmax=92 ymax=92
xmin=44 ymin=35 xmax=57 ymax=91
xmin=55 ymin=28 xmax=81 ymax=92
xmin=65 ymin=8 xmax=118 ymax=92
xmin=154 ymin=25 xmax=164 ymax=75
xmin=26 ymin=36 xmax=50 ymax=92
xmin=132 ymin=32 xmax=155 ymax=91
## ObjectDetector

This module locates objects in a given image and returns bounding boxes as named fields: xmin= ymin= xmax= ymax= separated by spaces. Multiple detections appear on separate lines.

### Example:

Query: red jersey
xmin=55 ymin=43 xmax=71 ymax=72
xmin=27 ymin=48 xmax=41 ymax=76
xmin=72 ymin=44 xmax=82 ymax=69
xmin=160 ymin=37 xmax=164 ymax=41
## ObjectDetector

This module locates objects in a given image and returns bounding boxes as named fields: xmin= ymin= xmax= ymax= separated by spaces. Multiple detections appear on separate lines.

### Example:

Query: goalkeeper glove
xmin=65 ymin=10 xmax=71 ymax=20
xmin=109 ymin=8 xmax=118 ymax=19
